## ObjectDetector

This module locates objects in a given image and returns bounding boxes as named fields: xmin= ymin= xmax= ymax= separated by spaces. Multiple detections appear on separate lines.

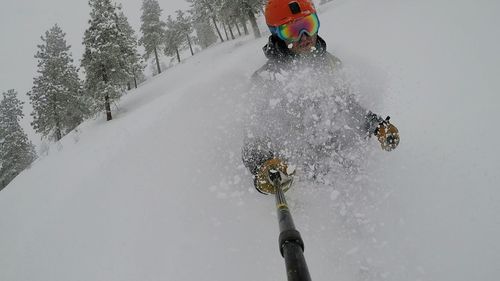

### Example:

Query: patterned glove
xmin=374 ymin=116 xmax=400 ymax=151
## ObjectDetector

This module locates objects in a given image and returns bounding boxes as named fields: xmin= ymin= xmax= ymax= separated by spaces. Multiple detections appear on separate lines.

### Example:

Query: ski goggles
xmin=269 ymin=13 xmax=320 ymax=43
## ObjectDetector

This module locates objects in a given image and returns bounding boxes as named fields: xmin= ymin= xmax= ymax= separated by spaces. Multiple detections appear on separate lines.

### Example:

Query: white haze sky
xmin=0 ymin=0 xmax=189 ymax=102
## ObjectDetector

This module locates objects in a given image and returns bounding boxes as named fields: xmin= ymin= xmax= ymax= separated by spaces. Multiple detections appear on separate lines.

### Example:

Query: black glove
xmin=374 ymin=116 xmax=400 ymax=151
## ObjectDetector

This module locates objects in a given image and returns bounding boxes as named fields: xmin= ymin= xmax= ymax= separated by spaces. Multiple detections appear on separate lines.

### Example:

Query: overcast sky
xmin=0 ymin=0 xmax=189 ymax=101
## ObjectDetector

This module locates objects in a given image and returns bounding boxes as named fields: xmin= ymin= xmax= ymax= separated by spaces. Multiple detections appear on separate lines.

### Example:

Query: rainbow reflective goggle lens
xmin=269 ymin=13 xmax=320 ymax=43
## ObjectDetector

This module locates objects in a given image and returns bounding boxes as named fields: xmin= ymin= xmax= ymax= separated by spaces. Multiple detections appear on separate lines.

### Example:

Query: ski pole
xmin=269 ymin=170 xmax=312 ymax=281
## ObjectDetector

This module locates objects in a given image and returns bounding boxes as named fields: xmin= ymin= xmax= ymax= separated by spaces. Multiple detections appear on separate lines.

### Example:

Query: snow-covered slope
xmin=1 ymin=1 xmax=499 ymax=281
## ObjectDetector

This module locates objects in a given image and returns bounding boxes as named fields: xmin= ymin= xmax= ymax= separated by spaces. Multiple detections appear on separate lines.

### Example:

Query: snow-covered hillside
xmin=1 ymin=1 xmax=499 ymax=281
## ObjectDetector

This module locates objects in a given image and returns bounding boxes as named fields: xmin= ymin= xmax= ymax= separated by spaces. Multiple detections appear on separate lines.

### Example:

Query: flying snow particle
xmin=330 ymin=190 xmax=340 ymax=201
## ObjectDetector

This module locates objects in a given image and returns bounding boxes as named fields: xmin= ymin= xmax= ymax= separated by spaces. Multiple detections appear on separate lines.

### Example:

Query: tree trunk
xmin=127 ymin=82 xmax=131 ymax=91
xmin=212 ymin=16 xmax=224 ymax=42
xmin=55 ymin=126 xmax=62 ymax=141
xmin=247 ymin=10 xmax=261 ymax=38
xmin=222 ymin=21 xmax=229 ymax=41
xmin=102 ymin=68 xmax=112 ymax=121
xmin=175 ymin=47 xmax=181 ymax=63
xmin=186 ymin=35 xmax=194 ymax=56
xmin=234 ymin=18 xmax=242 ymax=36
xmin=53 ymin=95 xmax=62 ymax=141
xmin=227 ymin=20 xmax=235 ymax=40
xmin=104 ymin=94 xmax=112 ymax=121
xmin=133 ymin=75 xmax=138 ymax=89
xmin=154 ymin=47 xmax=161 ymax=74
xmin=240 ymin=17 xmax=249 ymax=35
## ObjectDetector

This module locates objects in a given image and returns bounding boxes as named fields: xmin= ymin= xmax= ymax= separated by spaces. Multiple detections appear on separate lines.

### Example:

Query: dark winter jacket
xmin=242 ymin=35 xmax=384 ymax=177
xmin=252 ymin=35 xmax=382 ymax=136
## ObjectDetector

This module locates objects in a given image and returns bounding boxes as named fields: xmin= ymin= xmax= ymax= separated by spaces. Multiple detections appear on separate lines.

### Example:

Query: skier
xmin=242 ymin=0 xmax=400 ymax=194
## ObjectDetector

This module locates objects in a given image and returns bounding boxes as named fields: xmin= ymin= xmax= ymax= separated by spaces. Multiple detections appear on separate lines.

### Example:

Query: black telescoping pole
xmin=269 ymin=171 xmax=312 ymax=281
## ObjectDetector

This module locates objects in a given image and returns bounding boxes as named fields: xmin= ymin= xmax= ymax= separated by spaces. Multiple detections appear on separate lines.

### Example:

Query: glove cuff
xmin=365 ymin=111 xmax=384 ymax=136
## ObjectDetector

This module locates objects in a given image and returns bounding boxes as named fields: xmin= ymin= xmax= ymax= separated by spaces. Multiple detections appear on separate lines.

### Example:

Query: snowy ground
xmin=1 ymin=0 xmax=499 ymax=281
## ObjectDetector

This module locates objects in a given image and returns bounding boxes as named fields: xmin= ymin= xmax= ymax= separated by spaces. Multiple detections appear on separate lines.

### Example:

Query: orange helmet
xmin=265 ymin=0 xmax=317 ymax=27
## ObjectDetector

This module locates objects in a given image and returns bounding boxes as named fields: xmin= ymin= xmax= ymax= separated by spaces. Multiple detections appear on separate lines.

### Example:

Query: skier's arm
xmin=345 ymin=95 xmax=400 ymax=151
xmin=344 ymin=95 xmax=382 ymax=136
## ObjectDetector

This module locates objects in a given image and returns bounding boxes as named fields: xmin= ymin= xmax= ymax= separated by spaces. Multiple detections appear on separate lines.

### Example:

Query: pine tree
xmin=193 ymin=0 xmax=260 ymax=41
xmin=82 ymin=0 xmax=133 ymax=121
xmin=117 ymin=10 xmax=145 ymax=89
xmin=231 ymin=0 xmax=262 ymax=39
xmin=219 ymin=0 xmax=237 ymax=40
xmin=165 ymin=15 xmax=185 ymax=63
xmin=175 ymin=10 xmax=195 ymax=56
xmin=140 ymin=0 xmax=166 ymax=75
xmin=28 ymin=24 xmax=86 ymax=141
xmin=188 ymin=0 xmax=225 ymax=43
xmin=0 ymin=90 xmax=37 ymax=190
xmin=245 ymin=0 xmax=263 ymax=38
xmin=193 ymin=19 xmax=218 ymax=49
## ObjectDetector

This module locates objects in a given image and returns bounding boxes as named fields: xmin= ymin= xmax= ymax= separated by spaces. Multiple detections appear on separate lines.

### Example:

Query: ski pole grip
xmin=279 ymin=229 xmax=305 ymax=257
